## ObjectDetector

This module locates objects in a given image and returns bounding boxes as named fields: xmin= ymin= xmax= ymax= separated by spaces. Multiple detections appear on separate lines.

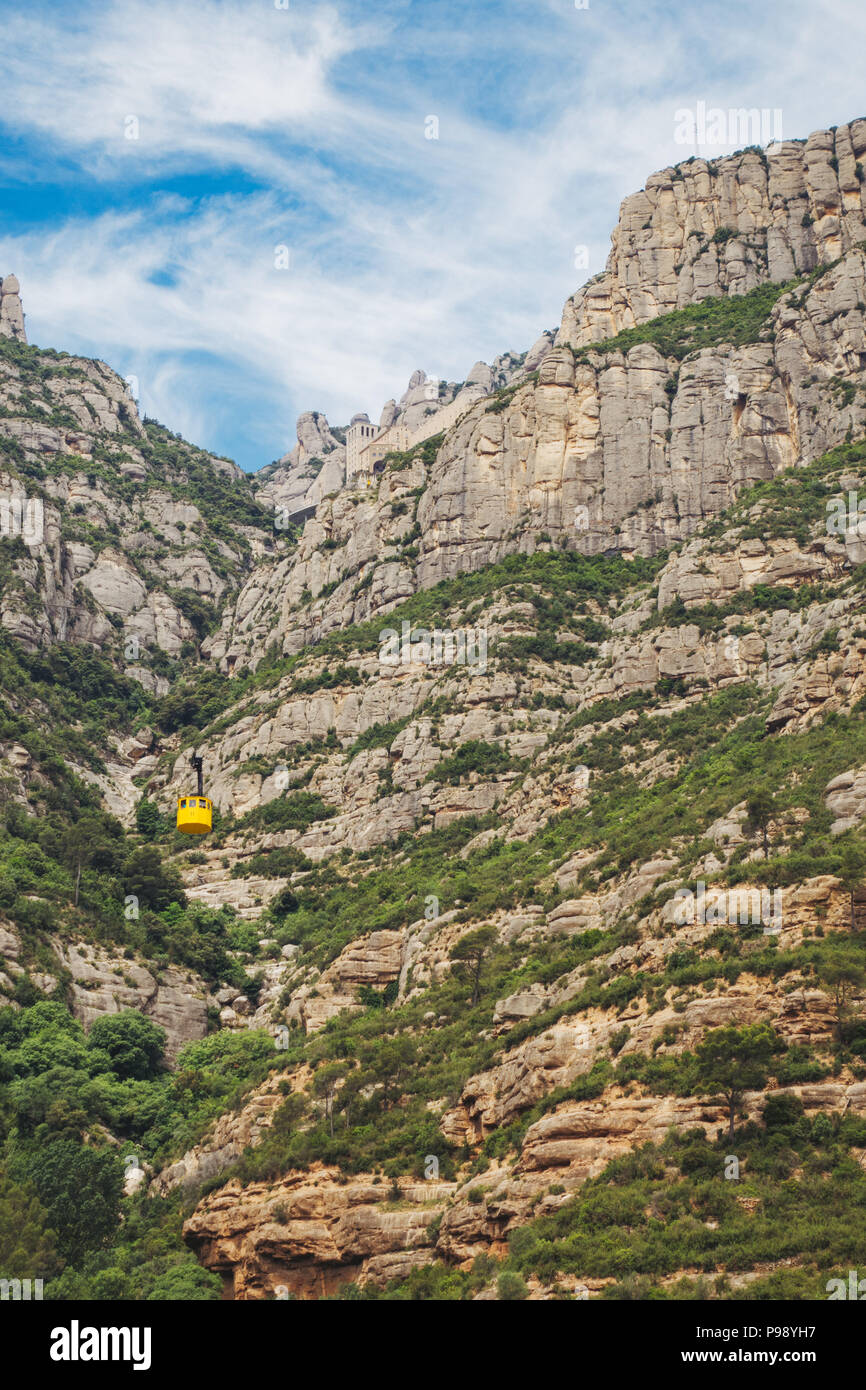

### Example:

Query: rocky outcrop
xmin=284 ymin=926 xmax=431 ymax=1034
xmin=442 ymin=881 xmax=854 ymax=1144
xmin=208 ymin=238 xmax=866 ymax=674
xmin=182 ymin=1077 xmax=866 ymax=1296
xmin=51 ymin=941 xmax=209 ymax=1058
xmin=247 ymin=125 xmax=866 ymax=560
xmin=151 ymin=1075 xmax=287 ymax=1196
xmin=558 ymin=122 xmax=866 ymax=347
xmin=414 ymin=244 xmax=866 ymax=577
xmin=0 ymin=309 xmax=273 ymax=656
xmin=0 ymin=463 xmax=209 ymax=654
xmin=255 ymin=411 xmax=347 ymax=521
xmin=0 ymin=274 xmax=26 ymax=342
xmin=184 ymin=1167 xmax=457 ymax=1298
xmin=0 ymin=921 xmax=56 ymax=998
xmin=825 ymin=765 xmax=866 ymax=834
xmin=518 ymin=1080 xmax=866 ymax=1175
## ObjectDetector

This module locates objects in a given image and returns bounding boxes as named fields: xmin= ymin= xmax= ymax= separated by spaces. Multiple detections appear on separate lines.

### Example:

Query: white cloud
xmin=0 ymin=2 xmax=364 ymax=163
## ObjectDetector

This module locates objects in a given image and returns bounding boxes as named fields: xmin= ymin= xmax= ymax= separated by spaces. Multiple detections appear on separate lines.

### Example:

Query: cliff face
xmin=0 ymin=333 xmax=279 ymax=671
xmin=207 ymin=238 xmax=866 ymax=674
xmin=183 ymin=122 xmax=864 ymax=676
xmin=558 ymin=121 xmax=866 ymax=346
xmin=184 ymin=1077 xmax=866 ymax=1300
xmin=251 ymin=124 xmax=866 ymax=549
xmin=417 ymin=246 xmax=866 ymax=571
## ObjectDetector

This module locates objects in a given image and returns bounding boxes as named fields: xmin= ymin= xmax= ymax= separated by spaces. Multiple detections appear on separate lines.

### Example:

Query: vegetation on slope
xmin=1 ymin=268 xmax=866 ymax=1301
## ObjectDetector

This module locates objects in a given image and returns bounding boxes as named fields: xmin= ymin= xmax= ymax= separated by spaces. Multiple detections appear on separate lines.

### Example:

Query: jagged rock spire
xmin=0 ymin=274 xmax=26 ymax=343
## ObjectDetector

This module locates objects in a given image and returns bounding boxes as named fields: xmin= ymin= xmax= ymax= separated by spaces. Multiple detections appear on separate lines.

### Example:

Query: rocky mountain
xmin=3 ymin=119 xmax=866 ymax=1303
xmin=558 ymin=120 xmax=866 ymax=346
xmin=254 ymin=339 xmax=554 ymax=526
xmin=202 ymin=124 xmax=866 ymax=676
xmin=0 ymin=329 xmax=281 ymax=681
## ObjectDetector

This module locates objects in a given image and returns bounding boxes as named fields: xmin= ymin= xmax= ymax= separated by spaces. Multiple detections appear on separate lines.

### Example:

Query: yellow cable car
xmin=177 ymin=754 xmax=213 ymax=835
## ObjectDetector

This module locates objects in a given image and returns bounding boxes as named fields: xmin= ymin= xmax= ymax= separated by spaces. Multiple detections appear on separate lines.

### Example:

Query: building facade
xmin=345 ymin=390 xmax=486 ymax=486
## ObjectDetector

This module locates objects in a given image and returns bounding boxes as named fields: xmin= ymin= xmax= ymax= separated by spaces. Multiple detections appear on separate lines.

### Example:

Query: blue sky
xmin=0 ymin=0 xmax=864 ymax=473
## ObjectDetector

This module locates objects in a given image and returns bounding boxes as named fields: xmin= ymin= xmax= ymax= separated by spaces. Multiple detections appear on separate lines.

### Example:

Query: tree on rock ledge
xmin=694 ymin=1023 xmax=784 ymax=1141
xmin=449 ymin=924 xmax=497 ymax=1005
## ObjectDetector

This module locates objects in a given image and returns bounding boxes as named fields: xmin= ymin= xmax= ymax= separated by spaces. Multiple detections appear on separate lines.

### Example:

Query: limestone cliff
xmin=0 ymin=320 xmax=280 ymax=674
xmin=206 ymin=123 xmax=866 ymax=674
xmin=558 ymin=121 xmax=866 ymax=346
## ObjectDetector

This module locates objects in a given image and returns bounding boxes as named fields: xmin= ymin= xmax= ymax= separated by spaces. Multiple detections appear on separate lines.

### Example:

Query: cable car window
xmin=180 ymin=800 xmax=187 ymax=808
xmin=199 ymin=799 xmax=207 ymax=808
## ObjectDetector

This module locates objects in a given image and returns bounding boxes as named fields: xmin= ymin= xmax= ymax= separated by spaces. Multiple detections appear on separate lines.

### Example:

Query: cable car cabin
xmin=176 ymin=796 xmax=212 ymax=835
xmin=177 ymin=754 xmax=212 ymax=834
